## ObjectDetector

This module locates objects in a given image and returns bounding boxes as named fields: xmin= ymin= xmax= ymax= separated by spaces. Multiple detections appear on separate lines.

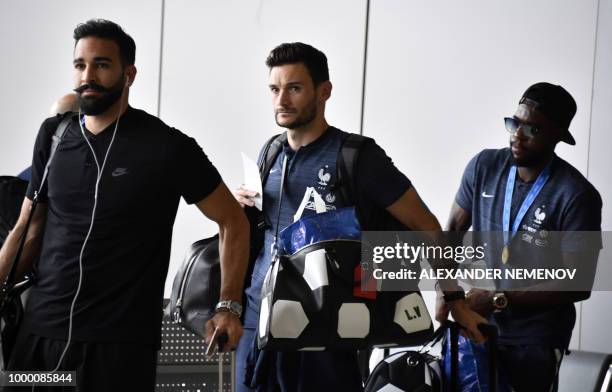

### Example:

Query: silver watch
xmin=492 ymin=292 xmax=508 ymax=313
xmin=215 ymin=300 xmax=242 ymax=318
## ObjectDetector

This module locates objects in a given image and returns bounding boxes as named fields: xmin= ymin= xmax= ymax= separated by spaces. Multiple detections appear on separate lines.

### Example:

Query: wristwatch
xmin=492 ymin=292 xmax=508 ymax=313
xmin=443 ymin=290 xmax=466 ymax=303
xmin=215 ymin=300 xmax=243 ymax=318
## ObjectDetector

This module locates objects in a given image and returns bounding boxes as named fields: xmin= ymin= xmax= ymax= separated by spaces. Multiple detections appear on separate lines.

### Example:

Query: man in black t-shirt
xmin=440 ymin=83 xmax=602 ymax=391
xmin=0 ymin=19 xmax=249 ymax=390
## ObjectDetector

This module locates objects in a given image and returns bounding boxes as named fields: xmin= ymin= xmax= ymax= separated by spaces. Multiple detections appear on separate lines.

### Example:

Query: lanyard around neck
xmin=502 ymin=162 xmax=552 ymax=247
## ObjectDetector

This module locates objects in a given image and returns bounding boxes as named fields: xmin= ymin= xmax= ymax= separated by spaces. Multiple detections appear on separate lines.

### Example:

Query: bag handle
xmin=417 ymin=320 xmax=451 ymax=354
xmin=448 ymin=321 xmax=499 ymax=392
xmin=479 ymin=323 xmax=498 ymax=392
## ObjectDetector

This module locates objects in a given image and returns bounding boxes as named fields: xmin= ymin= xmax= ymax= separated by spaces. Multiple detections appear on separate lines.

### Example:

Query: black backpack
xmin=0 ymin=177 xmax=28 ymax=249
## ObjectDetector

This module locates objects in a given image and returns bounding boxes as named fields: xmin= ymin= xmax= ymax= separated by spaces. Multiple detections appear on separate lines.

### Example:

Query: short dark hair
xmin=265 ymin=42 xmax=329 ymax=86
xmin=73 ymin=19 xmax=136 ymax=66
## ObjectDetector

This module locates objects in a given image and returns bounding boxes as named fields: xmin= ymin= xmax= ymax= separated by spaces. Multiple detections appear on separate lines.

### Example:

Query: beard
xmin=75 ymin=74 xmax=125 ymax=115
xmin=509 ymin=141 xmax=553 ymax=167
xmin=510 ymin=153 xmax=541 ymax=167
xmin=275 ymin=97 xmax=317 ymax=129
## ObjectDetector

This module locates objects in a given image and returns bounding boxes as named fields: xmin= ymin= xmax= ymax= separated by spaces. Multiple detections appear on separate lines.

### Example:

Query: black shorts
xmin=5 ymin=330 xmax=157 ymax=392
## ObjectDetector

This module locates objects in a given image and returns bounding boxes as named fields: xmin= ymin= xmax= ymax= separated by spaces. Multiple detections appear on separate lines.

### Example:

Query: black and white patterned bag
xmin=256 ymin=156 xmax=433 ymax=351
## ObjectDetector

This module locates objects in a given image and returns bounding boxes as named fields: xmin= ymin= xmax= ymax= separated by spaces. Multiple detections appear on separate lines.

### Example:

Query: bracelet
xmin=215 ymin=300 xmax=242 ymax=318
xmin=216 ymin=307 xmax=241 ymax=318
xmin=442 ymin=290 xmax=466 ymax=303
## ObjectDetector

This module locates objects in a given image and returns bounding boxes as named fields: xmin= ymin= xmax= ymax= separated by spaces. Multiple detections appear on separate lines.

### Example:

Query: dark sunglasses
xmin=504 ymin=117 xmax=540 ymax=138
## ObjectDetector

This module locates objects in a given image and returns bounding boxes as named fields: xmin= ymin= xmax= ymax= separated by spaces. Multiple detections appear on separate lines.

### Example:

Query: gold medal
xmin=502 ymin=246 xmax=510 ymax=264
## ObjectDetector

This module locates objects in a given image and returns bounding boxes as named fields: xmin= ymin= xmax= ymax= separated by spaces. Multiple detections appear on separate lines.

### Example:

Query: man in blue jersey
xmin=235 ymin=42 xmax=487 ymax=392
xmin=440 ymin=83 xmax=602 ymax=391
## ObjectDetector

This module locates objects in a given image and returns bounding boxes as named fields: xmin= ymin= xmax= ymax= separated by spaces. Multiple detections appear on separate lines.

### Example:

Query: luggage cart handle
xmin=477 ymin=323 xmax=498 ymax=340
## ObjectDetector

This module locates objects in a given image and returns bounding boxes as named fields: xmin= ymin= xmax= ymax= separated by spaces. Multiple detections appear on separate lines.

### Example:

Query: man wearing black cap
xmin=439 ymin=82 xmax=602 ymax=391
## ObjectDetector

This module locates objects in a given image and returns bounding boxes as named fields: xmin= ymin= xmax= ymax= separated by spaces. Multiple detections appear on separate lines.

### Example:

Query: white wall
xmin=0 ymin=0 xmax=610 ymax=354
xmin=363 ymin=0 xmax=596 ymax=220
xmin=0 ymin=0 xmax=162 ymax=175
xmin=579 ymin=0 xmax=612 ymax=354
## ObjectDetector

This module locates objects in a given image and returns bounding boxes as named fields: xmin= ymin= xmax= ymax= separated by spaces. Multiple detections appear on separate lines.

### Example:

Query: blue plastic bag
xmin=442 ymin=330 xmax=510 ymax=392
xmin=279 ymin=207 xmax=361 ymax=255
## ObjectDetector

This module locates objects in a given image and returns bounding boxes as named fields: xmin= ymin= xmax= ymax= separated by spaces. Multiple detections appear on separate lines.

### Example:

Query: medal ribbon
xmin=502 ymin=162 xmax=552 ymax=248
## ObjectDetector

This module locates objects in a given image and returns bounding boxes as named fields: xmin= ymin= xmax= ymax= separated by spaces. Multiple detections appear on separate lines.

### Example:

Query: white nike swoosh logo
xmin=270 ymin=169 xmax=279 ymax=173
xmin=481 ymin=192 xmax=494 ymax=198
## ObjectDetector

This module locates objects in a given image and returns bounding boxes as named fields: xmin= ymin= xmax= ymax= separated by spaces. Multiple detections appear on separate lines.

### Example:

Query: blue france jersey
xmin=455 ymin=147 xmax=602 ymax=348
xmin=243 ymin=127 xmax=412 ymax=328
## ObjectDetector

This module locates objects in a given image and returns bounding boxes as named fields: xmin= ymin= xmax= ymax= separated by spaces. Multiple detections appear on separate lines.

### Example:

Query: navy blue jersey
xmin=455 ymin=147 xmax=602 ymax=348
xmin=244 ymin=127 xmax=412 ymax=328
xmin=17 ymin=166 xmax=31 ymax=182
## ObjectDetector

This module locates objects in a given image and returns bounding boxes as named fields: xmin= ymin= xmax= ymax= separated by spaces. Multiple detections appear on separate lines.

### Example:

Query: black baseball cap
xmin=519 ymin=82 xmax=577 ymax=145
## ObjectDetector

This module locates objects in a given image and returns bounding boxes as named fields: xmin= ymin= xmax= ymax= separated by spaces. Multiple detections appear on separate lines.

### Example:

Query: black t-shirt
xmin=23 ymin=107 xmax=221 ymax=346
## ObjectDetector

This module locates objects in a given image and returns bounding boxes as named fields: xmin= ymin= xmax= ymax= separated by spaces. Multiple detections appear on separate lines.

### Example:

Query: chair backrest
xmin=558 ymin=350 xmax=612 ymax=392
xmin=156 ymin=299 xmax=232 ymax=391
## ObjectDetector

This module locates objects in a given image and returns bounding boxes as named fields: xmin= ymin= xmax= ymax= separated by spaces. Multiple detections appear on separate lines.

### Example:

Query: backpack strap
xmin=246 ymin=132 xmax=286 ymax=235
xmin=35 ymin=113 xmax=73 ymax=201
xmin=336 ymin=133 xmax=373 ymax=225
xmin=3 ymin=113 xmax=73 ymax=294
xmin=337 ymin=133 xmax=408 ymax=231
xmin=258 ymin=132 xmax=287 ymax=184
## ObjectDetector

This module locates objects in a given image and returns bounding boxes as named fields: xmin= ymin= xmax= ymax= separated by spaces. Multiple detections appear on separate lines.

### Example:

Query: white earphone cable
xmin=51 ymin=88 xmax=125 ymax=373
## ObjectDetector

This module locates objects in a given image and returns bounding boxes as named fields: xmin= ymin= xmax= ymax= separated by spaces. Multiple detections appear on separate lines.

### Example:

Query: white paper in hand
xmin=241 ymin=152 xmax=263 ymax=211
